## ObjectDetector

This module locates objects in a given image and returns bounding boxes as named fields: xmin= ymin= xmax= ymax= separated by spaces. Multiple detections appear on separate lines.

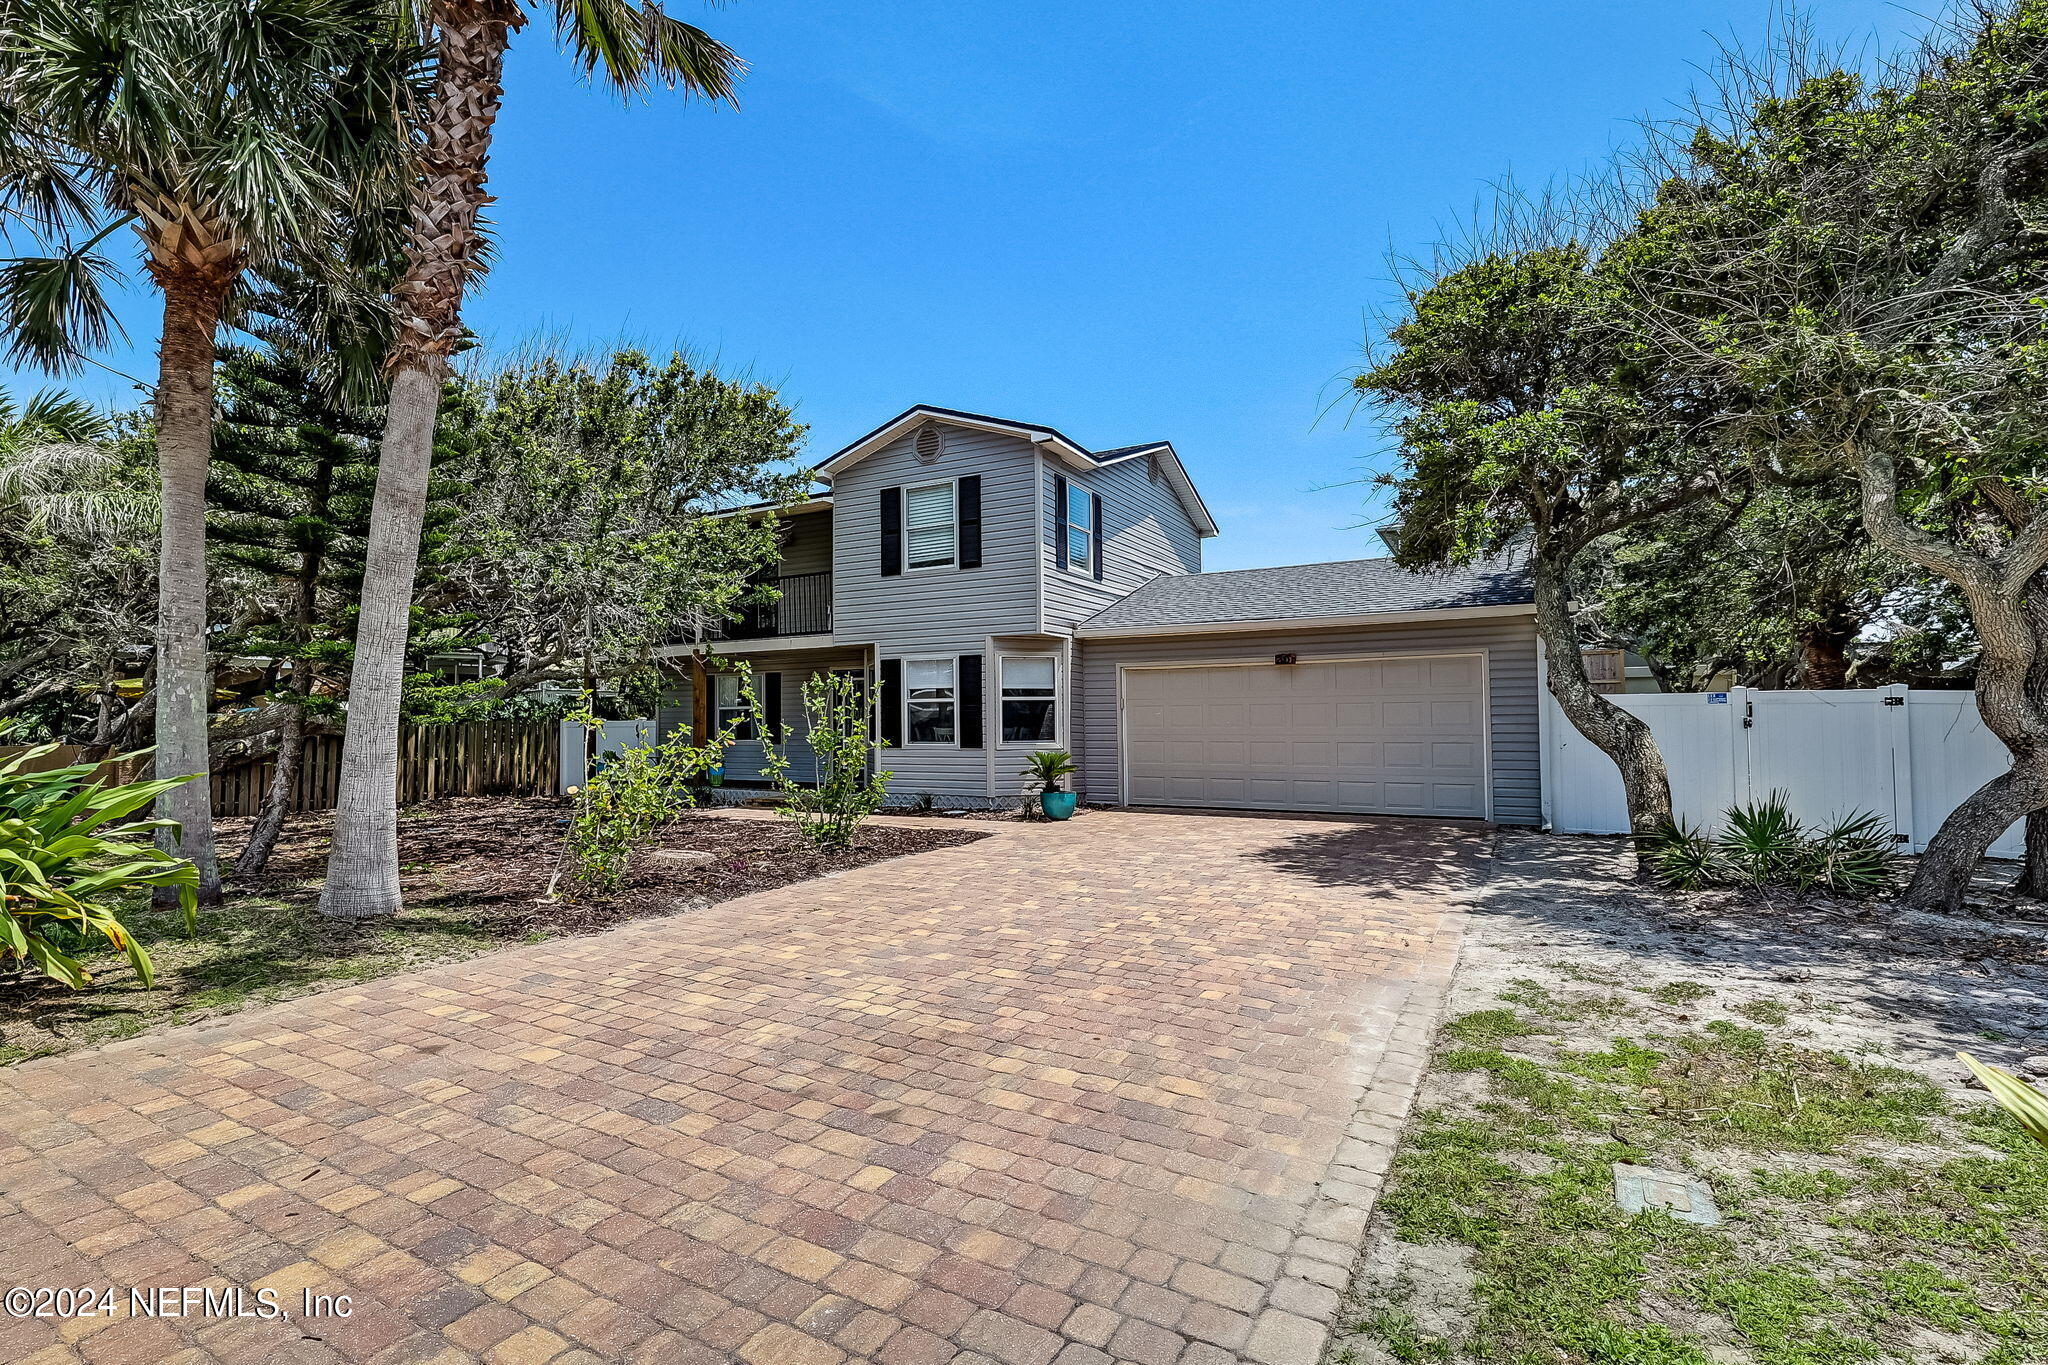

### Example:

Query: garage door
xmin=1121 ymin=655 xmax=1488 ymax=817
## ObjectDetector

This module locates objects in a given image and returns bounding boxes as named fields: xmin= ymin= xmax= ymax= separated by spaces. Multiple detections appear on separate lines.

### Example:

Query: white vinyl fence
xmin=557 ymin=718 xmax=654 ymax=793
xmin=1542 ymin=685 xmax=2024 ymax=859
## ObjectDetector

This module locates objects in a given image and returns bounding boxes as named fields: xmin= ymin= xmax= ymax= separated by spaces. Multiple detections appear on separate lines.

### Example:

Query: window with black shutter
xmin=1091 ymin=491 xmax=1105 ymax=582
xmin=880 ymin=487 xmax=902 ymax=576
xmin=957 ymin=475 xmax=982 ymax=568
xmin=1053 ymin=474 xmax=1069 ymax=569
xmin=878 ymin=659 xmax=904 ymax=747
xmin=959 ymin=654 xmax=984 ymax=749
xmin=1066 ymin=484 xmax=1094 ymax=573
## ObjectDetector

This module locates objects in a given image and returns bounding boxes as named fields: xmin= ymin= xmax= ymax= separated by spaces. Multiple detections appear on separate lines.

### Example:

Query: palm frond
xmin=550 ymin=0 xmax=743 ymax=99
xmin=0 ymin=248 xmax=122 ymax=371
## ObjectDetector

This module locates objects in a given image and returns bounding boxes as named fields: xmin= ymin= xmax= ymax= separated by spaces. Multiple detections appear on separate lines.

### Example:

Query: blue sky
xmin=15 ymin=1 xmax=1919 ymax=570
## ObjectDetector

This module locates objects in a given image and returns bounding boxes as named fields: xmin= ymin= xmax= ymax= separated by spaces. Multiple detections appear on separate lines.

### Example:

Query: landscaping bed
xmin=1330 ymin=831 xmax=2048 ymax=1365
xmin=0 ymin=797 xmax=984 ymax=1066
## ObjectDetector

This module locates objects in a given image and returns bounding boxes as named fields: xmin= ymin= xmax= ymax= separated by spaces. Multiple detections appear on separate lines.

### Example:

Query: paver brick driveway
xmin=0 ymin=809 xmax=1487 ymax=1365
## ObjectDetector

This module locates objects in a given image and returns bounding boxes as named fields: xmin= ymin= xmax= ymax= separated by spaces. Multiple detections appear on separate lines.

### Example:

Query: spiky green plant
xmin=1959 ymin=1053 xmax=2048 ymax=1149
xmin=1020 ymin=749 xmax=1079 ymax=794
xmin=0 ymin=744 xmax=199 ymax=988
xmin=1640 ymin=816 xmax=1724 ymax=890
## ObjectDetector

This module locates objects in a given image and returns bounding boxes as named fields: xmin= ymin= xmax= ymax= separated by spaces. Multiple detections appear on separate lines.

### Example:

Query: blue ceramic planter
xmin=1040 ymin=791 xmax=1079 ymax=820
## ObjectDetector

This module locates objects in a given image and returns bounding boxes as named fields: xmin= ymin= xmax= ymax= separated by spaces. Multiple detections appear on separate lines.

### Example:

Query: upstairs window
xmin=714 ymin=672 xmax=756 ymax=740
xmin=1001 ymin=656 xmax=1057 ymax=743
xmin=905 ymin=658 xmax=956 ymax=744
xmin=1066 ymin=487 xmax=1093 ymax=571
xmin=905 ymin=482 xmax=956 ymax=570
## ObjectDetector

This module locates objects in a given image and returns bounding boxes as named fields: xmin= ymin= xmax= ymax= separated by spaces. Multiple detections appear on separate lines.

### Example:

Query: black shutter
xmin=1091 ymin=492 xmax=1105 ymax=583
xmin=880 ymin=486 xmax=902 ymax=576
xmin=878 ymin=658 xmax=903 ymax=747
xmin=959 ymin=654 xmax=984 ymax=749
xmin=957 ymin=475 xmax=982 ymax=569
xmin=763 ymin=671 xmax=782 ymax=741
xmin=1053 ymin=475 xmax=1069 ymax=569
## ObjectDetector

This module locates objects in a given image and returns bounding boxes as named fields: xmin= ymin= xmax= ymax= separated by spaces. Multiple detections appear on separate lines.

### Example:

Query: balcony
xmin=723 ymin=571 xmax=832 ymax=640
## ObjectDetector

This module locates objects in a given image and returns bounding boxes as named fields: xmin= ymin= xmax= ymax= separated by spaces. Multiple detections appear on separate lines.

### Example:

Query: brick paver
xmin=0 ymin=808 xmax=1486 ymax=1363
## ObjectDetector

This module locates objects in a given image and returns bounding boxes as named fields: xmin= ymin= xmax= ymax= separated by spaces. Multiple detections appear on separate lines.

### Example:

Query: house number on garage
xmin=1275 ymin=652 xmax=1298 ymax=665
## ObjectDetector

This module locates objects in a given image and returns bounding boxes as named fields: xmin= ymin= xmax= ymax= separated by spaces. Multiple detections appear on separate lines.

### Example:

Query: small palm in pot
xmin=1021 ymin=750 xmax=1080 ymax=820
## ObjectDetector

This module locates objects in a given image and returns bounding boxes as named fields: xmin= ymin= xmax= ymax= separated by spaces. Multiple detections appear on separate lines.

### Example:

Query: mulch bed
xmin=227 ymin=797 xmax=989 ymax=938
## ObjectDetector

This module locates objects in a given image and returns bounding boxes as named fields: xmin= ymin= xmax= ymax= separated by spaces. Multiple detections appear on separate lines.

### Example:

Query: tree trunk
xmin=1797 ymin=627 xmax=1852 ymax=689
xmin=1533 ymin=547 xmax=1673 ymax=853
xmin=2019 ymin=807 xmax=2048 ymax=900
xmin=150 ymin=270 xmax=229 ymax=906
xmin=318 ymin=0 xmax=521 ymax=919
xmin=319 ymin=367 xmax=443 ymax=918
xmin=2011 ymin=583 xmax=2048 ymax=899
xmin=235 ymin=690 xmax=306 ymax=876
xmin=1856 ymin=448 xmax=2048 ymax=910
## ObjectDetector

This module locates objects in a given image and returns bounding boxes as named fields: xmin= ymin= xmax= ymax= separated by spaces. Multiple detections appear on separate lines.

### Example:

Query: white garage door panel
xmin=1122 ymin=656 xmax=1487 ymax=818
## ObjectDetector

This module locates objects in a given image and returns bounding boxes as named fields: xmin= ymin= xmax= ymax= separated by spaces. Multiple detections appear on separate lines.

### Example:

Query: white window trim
xmin=1063 ymin=480 xmax=1094 ymax=576
xmin=998 ymin=653 xmax=1060 ymax=748
xmin=903 ymin=478 xmax=959 ymax=575
xmin=714 ymin=670 xmax=757 ymax=741
xmin=900 ymin=655 xmax=960 ymax=748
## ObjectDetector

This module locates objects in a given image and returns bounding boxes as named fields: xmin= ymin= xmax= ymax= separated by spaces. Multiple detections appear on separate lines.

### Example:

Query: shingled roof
xmin=1076 ymin=554 xmax=1533 ymax=634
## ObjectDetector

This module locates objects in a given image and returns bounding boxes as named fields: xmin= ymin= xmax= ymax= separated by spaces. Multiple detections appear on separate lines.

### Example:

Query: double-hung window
xmin=905 ymin=482 xmax=956 ymax=571
xmin=1000 ymin=657 xmax=1057 ymax=743
xmin=905 ymin=658 xmax=957 ymax=744
xmin=1066 ymin=488 xmax=1093 ymax=572
xmin=714 ymin=672 xmax=755 ymax=740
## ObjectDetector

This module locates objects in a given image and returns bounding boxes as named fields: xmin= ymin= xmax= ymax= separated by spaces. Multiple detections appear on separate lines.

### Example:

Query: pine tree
xmin=207 ymin=340 xmax=381 ymax=872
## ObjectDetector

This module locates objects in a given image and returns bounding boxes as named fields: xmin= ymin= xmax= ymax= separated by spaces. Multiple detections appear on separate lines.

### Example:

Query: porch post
xmin=689 ymin=651 xmax=710 ymax=746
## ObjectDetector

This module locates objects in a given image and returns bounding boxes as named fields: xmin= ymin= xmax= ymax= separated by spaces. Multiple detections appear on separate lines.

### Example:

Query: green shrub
xmin=559 ymin=709 xmax=728 ymax=896
xmin=0 ymin=744 xmax=199 ymax=989
xmin=1639 ymin=793 xmax=1897 ymax=897
xmin=761 ymin=672 xmax=892 ymax=849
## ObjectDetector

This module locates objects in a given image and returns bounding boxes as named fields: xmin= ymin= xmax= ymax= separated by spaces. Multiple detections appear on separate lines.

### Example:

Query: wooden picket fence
xmin=209 ymin=721 xmax=562 ymax=816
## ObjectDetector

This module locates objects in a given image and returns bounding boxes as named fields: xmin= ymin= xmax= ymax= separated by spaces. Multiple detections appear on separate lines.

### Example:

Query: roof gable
xmin=818 ymin=405 xmax=1218 ymax=537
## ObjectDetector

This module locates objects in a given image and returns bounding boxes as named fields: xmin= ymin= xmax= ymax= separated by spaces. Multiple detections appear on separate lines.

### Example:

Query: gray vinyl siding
xmin=1074 ymin=614 xmax=1542 ymax=825
xmin=1042 ymin=455 xmax=1203 ymax=632
xmin=774 ymin=510 xmax=833 ymax=577
xmin=834 ymin=425 xmax=1043 ymax=800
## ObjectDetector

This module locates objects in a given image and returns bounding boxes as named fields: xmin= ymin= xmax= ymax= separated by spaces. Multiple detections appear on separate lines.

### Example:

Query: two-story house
xmin=660 ymin=405 xmax=1543 ymax=824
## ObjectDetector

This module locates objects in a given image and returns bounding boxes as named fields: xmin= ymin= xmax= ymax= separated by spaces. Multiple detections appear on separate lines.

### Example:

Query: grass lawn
xmin=0 ymin=797 xmax=983 ymax=1067
xmin=0 ymin=889 xmax=509 ymax=1065
xmin=1333 ymin=969 xmax=2048 ymax=1365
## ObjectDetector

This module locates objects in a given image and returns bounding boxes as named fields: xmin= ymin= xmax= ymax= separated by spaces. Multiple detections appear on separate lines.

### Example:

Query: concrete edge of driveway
xmin=1257 ymin=830 xmax=1494 ymax=1365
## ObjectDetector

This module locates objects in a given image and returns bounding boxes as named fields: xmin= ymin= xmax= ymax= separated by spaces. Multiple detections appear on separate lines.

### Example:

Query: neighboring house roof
xmin=1075 ymin=554 xmax=1534 ymax=636
xmin=817 ymin=404 xmax=1219 ymax=538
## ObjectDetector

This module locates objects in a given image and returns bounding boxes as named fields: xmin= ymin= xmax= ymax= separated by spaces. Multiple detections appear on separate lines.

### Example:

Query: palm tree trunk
xmin=151 ymin=270 xmax=227 ymax=905
xmin=319 ymin=0 xmax=521 ymax=919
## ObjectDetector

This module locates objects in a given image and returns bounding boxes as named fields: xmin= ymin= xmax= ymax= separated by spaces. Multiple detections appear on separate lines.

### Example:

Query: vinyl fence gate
xmin=1542 ymin=685 xmax=2025 ymax=859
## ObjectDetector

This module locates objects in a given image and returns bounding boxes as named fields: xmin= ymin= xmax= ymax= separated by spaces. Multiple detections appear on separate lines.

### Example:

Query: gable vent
xmin=914 ymin=424 xmax=944 ymax=464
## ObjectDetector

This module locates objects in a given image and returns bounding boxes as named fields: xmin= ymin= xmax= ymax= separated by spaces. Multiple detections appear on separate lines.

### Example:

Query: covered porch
xmin=657 ymin=641 xmax=874 ymax=786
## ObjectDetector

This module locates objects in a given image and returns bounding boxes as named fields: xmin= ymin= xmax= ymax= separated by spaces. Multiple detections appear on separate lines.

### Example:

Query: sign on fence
xmin=1542 ymin=684 xmax=2023 ymax=858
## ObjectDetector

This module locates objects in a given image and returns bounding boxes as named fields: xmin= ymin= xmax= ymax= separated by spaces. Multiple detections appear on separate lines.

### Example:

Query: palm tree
xmin=318 ymin=0 xmax=740 ymax=919
xmin=0 ymin=0 xmax=414 ymax=902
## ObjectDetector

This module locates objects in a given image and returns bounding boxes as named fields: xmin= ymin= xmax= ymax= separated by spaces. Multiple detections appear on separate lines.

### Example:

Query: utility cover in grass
xmin=1612 ymin=1163 xmax=1721 ymax=1226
